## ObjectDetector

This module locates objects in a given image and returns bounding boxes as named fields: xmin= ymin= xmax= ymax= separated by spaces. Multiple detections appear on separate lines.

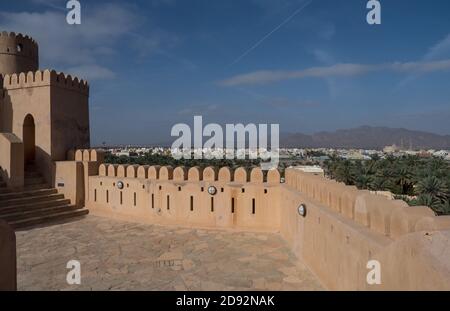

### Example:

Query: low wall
xmin=282 ymin=168 xmax=450 ymax=290
xmin=0 ymin=220 xmax=16 ymax=291
xmin=86 ymin=164 xmax=281 ymax=232
xmin=0 ymin=133 xmax=24 ymax=189
xmin=54 ymin=161 xmax=85 ymax=207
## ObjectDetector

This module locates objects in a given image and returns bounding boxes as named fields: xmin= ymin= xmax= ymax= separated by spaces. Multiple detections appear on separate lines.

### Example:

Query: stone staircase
xmin=0 ymin=163 xmax=88 ymax=230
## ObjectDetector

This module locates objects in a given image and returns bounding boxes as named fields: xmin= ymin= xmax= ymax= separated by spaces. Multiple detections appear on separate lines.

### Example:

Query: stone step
xmin=0 ymin=198 xmax=71 ymax=214
xmin=0 ymin=193 xmax=64 ymax=207
xmin=0 ymin=188 xmax=57 ymax=202
xmin=23 ymin=183 xmax=50 ymax=191
xmin=0 ymin=205 xmax=82 ymax=222
xmin=10 ymin=208 xmax=89 ymax=230
xmin=0 ymin=188 xmax=12 ymax=195
xmin=0 ymin=184 xmax=50 ymax=195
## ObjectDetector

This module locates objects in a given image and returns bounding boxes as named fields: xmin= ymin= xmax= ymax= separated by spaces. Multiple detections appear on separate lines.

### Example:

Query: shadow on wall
xmin=0 ymin=220 xmax=16 ymax=291
xmin=35 ymin=146 xmax=52 ymax=184
xmin=1 ymin=92 xmax=13 ymax=132
xmin=0 ymin=167 xmax=9 ymax=183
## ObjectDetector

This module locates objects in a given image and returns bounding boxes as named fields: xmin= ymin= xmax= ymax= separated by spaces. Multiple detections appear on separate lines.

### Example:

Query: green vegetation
xmin=105 ymin=153 xmax=261 ymax=171
xmin=323 ymin=155 xmax=450 ymax=215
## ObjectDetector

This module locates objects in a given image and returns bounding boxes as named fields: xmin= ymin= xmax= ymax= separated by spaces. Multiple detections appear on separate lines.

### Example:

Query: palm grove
xmin=323 ymin=155 xmax=450 ymax=215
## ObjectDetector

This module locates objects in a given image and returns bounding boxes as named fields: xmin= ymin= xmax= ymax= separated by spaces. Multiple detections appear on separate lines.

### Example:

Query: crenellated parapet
xmin=0 ymin=31 xmax=38 ymax=52
xmin=69 ymin=149 xmax=105 ymax=162
xmin=97 ymin=163 xmax=280 ymax=184
xmin=2 ymin=70 xmax=89 ymax=95
xmin=285 ymin=168 xmax=450 ymax=240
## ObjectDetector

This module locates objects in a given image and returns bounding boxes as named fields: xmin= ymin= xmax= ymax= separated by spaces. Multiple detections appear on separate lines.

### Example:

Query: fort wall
xmin=281 ymin=168 xmax=450 ymax=290
xmin=86 ymin=162 xmax=281 ymax=232
xmin=54 ymin=149 xmax=450 ymax=290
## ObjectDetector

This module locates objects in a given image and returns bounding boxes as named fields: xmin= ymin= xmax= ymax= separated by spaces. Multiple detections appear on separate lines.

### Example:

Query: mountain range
xmin=280 ymin=126 xmax=450 ymax=150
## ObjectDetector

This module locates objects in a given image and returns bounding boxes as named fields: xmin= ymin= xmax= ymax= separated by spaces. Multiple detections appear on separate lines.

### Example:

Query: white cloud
xmin=177 ymin=103 xmax=219 ymax=116
xmin=425 ymin=34 xmax=450 ymax=61
xmin=30 ymin=0 xmax=66 ymax=10
xmin=220 ymin=60 xmax=450 ymax=86
xmin=398 ymin=33 xmax=450 ymax=87
xmin=66 ymin=64 xmax=116 ymax=81
xmin=0 ymin=3 xmax=176 ymax=80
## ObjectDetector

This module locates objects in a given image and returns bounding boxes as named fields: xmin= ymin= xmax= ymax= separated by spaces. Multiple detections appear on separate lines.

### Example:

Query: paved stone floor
xmin=16 ymin=216 xmax=324 ymax=291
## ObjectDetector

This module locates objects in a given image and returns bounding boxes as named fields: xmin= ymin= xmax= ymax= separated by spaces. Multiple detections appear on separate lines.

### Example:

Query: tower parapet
xmin=2 ymin=70 xmax=89 ymax=96
xmin=0 ymin=31 xmax=39 ymax=76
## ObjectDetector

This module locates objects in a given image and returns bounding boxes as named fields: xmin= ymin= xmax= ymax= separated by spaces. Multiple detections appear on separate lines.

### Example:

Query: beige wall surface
xmin=50 ymin=75 xmax=90 ymax=162
xmin=87 ymin=165 xmax=281 ymax=232
xmin=0 ymin=133 xmax=24 ymax=189
xmin=54 ymin=161 xmax=85 ymax=207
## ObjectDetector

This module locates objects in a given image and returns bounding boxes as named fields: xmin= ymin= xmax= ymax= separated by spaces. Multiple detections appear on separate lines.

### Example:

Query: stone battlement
xmin=0 ymin=31 xmax=38 ymax=56
xmin=285 ymin=168 xmax=450 ymax=239
xmin=67 ymin=149 xmax=450 ymax=240
xmin=2 ymin=70 xmax=89 ymax=95
xmin=97 ymin=164 xmax=281 ymax=184
xmin=0 ymin=31 xmax=38 ymax=46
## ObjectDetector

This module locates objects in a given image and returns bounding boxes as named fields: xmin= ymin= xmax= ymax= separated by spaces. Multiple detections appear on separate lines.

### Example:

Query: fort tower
xmin=0 ymin=32 xmax=39 ymax=76
xmin=0 ymin=31 xmax=89 ymax=186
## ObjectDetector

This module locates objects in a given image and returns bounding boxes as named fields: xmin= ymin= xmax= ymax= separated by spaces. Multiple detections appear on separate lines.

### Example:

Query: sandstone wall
xmin=86 ymin=161 xmax=281 ymax=232
xmin=281 ymin=168 xmax=450 ymax=290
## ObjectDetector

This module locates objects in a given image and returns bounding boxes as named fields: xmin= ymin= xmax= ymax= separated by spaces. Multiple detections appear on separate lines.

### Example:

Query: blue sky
xmin=1 ymin=0 xmax=450 ymax=145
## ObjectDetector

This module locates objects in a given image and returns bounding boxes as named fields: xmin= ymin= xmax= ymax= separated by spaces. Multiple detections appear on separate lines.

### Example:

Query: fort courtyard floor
xmin=15 ymin=216 xmax=324 ymax=291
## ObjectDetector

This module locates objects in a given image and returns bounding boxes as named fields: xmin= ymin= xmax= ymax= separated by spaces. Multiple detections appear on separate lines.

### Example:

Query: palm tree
xmin=369 ymin=177 xmax=386 ymax=191
xmin=434 ymin=200 xmax=450 ymax=216
xmin=428 ymin=157 xmax=448 ymax=173
xmin=395 ymin=165 xmax=414 ymax=195
xmin=416 ymin=176 xmax=448 ymax=201
xmin=411 ymin=194 xmax=441 ymax=213
xmin=355 ymin=173 xmax=373 ymax=190
xmin=335 ymin=160 xmax=354 ymax=185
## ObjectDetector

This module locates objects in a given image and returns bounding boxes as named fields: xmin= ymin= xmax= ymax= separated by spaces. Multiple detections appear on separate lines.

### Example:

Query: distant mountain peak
xmin=281 ymin=126 xmax=450 ymax=150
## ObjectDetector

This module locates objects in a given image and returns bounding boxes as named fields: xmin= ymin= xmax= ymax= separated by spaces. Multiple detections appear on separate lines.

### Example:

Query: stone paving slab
xmin=16 ymin=216 xmax=324 ymax=291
